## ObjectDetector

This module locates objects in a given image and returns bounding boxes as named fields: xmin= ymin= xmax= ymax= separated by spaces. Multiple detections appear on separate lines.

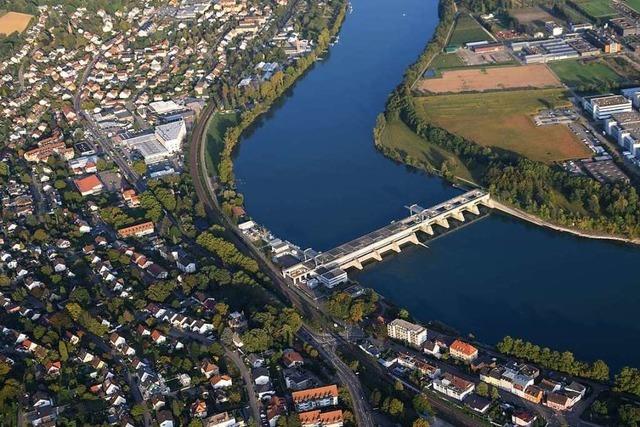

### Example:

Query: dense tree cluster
xmin=325 ymin=290 xmax=378 ymax=323
xmin=497 ymin=336 xmax=610 ymax=381
xmin=197 ymin=231 xmax=259 ymax=273
xmin=615 ymin=367 xmax=640 ymax=397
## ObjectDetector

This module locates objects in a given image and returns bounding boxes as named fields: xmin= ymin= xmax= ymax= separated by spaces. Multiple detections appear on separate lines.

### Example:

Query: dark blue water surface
xmin=234 ymin=0 xmax=640 ymax=371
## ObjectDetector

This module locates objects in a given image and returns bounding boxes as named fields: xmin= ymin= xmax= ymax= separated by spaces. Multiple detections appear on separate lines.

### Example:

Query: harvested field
xmin=0 ymin=12 xmax=33 ymax=35
xmin=418 ymin=64 xmax=561 ymax=94
xmin=415 ymin=89 xmax=592 ymax=163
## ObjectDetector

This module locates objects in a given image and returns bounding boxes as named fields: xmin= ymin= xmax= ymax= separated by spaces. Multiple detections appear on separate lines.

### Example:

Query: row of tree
xmin=496 ymin=336 xmax=610 ymax=380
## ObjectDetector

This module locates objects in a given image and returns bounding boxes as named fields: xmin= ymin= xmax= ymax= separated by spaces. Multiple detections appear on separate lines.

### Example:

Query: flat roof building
xmin=387 ymin=319 xmax=427 ymax=347
xmin=584 ymin=95 xmax=632 ymax=120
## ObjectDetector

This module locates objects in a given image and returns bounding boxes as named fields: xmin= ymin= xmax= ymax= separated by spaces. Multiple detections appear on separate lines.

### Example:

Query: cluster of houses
xmin=377 ymin=317 xmax=588 ymax=424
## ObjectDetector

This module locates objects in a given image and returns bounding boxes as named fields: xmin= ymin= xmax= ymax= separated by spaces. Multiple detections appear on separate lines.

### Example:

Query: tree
xmin=33 ymin=229 xmax=49 ymax=241
xmin=412 ymin=394 xmax=432 ymax=415
xmin=398 ymin=308 xmax=410 ymax=320
xmin=388 ymin=398 xmax=404 ymax=417
xmin=132 ymin=160 xmax=147 ymax=175
xmin=615 ymin=367 xmax=640 ymax=397
xmin=58 ymin=341 xmax=68 ymax=362
xmin=490 ymin=386 xmax=500 ymax=400
xmin=591 ymin=400 xmax=608 ymax=417
xmin=476 ymin=382 xmax=489 ymax=397
xmin=619 ymin=404 xmax=640 ymax=426
xmin=413 ymin=419 xmax=430 ymax=427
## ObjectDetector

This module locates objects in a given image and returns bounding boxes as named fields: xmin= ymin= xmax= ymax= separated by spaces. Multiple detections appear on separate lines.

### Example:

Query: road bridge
xmin=283 ymin=190 xmax=492 ymax=285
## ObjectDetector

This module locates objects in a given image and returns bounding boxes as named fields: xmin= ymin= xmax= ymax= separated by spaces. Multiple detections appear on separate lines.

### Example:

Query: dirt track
xmin=419 ymin=64 xmax=562 ymax=94
xmin=0 ymin=12 xmax=33 ymax=35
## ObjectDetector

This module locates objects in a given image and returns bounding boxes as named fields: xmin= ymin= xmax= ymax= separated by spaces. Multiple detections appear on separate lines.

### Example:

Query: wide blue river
xmin=234 ymin=0 xmax=640 ymax=371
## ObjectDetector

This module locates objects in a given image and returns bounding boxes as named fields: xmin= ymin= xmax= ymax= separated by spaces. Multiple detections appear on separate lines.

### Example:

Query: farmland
xmin=415 ymin=89 xmax=592 ymax=163
xmin=549 ymin=58 xmax=627 ymax=90
xmin=0 ymin=11 xmax=33 ymax=35
xmin=447 ymin=14 xmax=492 ymax=49
xmin=418 ymin=64 xmax=561 ymax=94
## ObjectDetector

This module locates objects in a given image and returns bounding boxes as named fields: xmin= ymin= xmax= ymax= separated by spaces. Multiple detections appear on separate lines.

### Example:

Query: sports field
xmin=572 ymin=0 xmax=616 ymax=18
xmin=447 ymin=14 xmax=491 ymax=49
xmin=549 ymin=59 xmax=626 ymax=89
xmin=418 ymin=64 xmax=561 ymax=94
xmin=415 ymin=89 xmax=592 ymax=163
xmin=0 ymin=12 xmax=33 ymax=35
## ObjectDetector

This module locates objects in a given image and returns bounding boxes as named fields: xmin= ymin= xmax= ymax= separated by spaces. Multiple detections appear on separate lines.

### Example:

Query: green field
xmin=572 ymin=0 xmax=617 ymax=18
xmin=626 ymin=0 xmax=640 ymax=12
xmin=447 ymin=14 xmax=491 ymax=49
xmin=549 ymin=59 xmax=626 ymax=90
xmin=205 ymin=112 xmax=239 ymax=174
xmin=429 ymin=52 xmax=465 ymax=70
xmin=415 ymin=89 xmax=592 ymax=163
xmin=380 ymin=116 xmax=474 ymax=181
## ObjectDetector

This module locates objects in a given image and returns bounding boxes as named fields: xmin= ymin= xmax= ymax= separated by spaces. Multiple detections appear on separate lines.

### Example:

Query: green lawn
xmin=205 ymin=112 xmax=239 ymax=174
xmin=549 ymin=59 xmax=626 ymax=89
xmin=380 ymin=116 xmax=474 ymax=182
xmin=572 ymin=0 xmax=617 ymax=18
xmin=626 ymin=0 xmax=640 ymax=12
xmin=447 ymin=14 xmax=491 ymax=49
xmin=429 ymin=52 xmax=465 ymax=70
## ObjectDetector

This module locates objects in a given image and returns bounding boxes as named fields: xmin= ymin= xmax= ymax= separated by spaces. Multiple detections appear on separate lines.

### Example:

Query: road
xmin=166 ymin=327 xmax=262 ymax=424
xmin=82 ymin=329 xmax=151 ymax=427
xmin=299 ymin=328 xmax=375 ymax=427
xmin=188 ymin=99 xmax=375 ymax=427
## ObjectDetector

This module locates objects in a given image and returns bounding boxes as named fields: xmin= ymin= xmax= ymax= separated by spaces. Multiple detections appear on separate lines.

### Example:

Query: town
xmin=1 ymin=0 xmax=640 ymax=426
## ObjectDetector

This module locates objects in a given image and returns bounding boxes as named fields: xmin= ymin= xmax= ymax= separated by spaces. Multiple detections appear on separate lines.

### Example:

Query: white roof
xmin=148 ymin=100 xmax=181 ymax=115
xmin=155 ymin=120 xmax=185 ymax=142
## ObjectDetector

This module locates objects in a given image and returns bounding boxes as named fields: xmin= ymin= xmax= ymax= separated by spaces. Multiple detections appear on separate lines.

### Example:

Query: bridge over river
xmin=282 ymin=190 xmax=492 ymax=286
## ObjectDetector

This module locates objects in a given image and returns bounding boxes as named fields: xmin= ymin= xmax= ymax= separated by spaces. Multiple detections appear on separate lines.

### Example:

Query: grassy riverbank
xmin=376 ymin=0 xmax=640 ymax=240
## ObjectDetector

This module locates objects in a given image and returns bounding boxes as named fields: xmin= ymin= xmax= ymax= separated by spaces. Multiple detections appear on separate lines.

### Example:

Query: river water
xmin=234 ymin=0 xmax=640 ymax=371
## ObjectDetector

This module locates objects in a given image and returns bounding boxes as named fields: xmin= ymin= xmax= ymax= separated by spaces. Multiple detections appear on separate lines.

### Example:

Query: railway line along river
xmin=233 ymin=0 xmax=640 ymax=371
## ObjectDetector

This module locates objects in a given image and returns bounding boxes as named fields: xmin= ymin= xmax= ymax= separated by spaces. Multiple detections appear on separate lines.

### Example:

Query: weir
xmin=282 ymin=190 xmax=492 ymax=286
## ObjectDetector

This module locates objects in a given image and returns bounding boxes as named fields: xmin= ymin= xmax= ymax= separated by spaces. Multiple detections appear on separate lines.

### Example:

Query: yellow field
xmin=0 ymin=12 xmax=33 ymax=35
xmin=416 ymin=89 xmax=592 ymax=163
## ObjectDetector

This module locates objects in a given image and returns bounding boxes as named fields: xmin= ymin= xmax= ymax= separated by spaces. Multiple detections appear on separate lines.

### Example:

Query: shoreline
xmin=491 ymin=200 xmax=640 ymax=246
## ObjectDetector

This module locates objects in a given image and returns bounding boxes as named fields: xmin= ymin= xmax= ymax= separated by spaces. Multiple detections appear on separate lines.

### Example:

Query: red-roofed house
xmin=449 ymin=339 xmax=478 ymax=362
xmin=74 ymin=174 xmax=104 ymax=196
xmin=298 ymin=409 xmax=344 ymax=427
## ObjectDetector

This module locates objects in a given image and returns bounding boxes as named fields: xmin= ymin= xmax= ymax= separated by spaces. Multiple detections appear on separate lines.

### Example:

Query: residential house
xmin=298 ymin=409 xmax=344 ymax=427
xmin=432 ymin=373 xmax=475 ymax=401
xmin=449 ymin=340 xmax=478 ymax=362
xmin=292 ymin=385 xmax=339 ymax=412
xmin=210 ymin=375 xmax=233 ymax=389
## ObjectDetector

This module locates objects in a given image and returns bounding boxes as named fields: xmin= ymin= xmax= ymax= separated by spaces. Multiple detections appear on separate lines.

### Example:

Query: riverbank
xmin=376 ymin=0 xmax=640 ymax=243
xmin=492 ymin=200 xmax=640 ymax=246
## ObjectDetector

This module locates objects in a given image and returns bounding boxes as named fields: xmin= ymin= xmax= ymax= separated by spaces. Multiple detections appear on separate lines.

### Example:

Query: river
xmin=233 ymin=0 xmax=640 ymax=371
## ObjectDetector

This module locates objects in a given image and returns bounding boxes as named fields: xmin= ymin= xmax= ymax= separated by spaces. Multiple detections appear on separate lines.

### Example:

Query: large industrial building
xmin=604 ymin=111 xmax=640 ymax=156
xmin=583 ymin=95 xmax=633 ymax=120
